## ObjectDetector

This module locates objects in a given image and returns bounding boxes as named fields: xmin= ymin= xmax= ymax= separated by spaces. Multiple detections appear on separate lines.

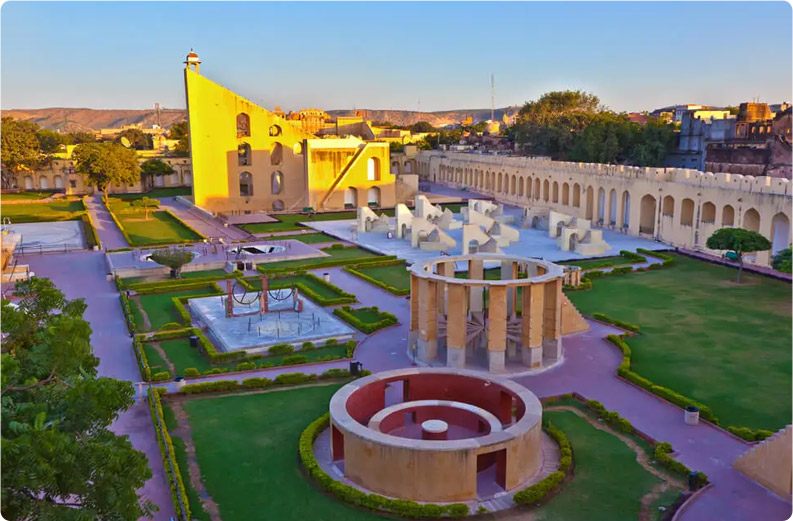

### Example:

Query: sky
xmin=1 ymin=1 xmax=791 ymax=113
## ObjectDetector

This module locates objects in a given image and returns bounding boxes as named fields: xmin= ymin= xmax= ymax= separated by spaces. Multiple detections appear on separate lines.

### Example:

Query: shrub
xmin=182 ymin=380 xmax=239 ymax=395
xmin=592 ymin=312 xmax=640 ymax=333
xmin=727 ymin=426 xmax=774 ymax=442
xmin=320 ymin=368 xmax=351 ymax=379
xmin=269 ymin=343 xmax=294 ymax=356
xmin=132 ymin=337 xmax=151 ymax=381
xmin=619 ymin=249 xmax=647 ymax=263
xmin=241 ymin=377 xmax=273 ymax=389
xmin=119 ymin=293 xmax=138 ymax=334
xmin=301 ymin=341 xmax=316 ymax=351
xmin=282 ymin=354 xmax=308 ymax=366
xmin=513 ymin=420 xmax=571 ymax=505
xmin=184 ymin=368 xmax=200 ymax=377
xmin=274 ymin=372 xmax=316 ymax=385
xmin=324 ymin=338 xmax=338 ymax=347
xmin=345 ymin=340 xmax=357 ymax=358
xmin=235 ymin=361 xmax=256 ymax=371
xmin=636 ymin=248 xmax=675 ymax=266
xmin=161 ymin=322 xmax=183 ymax=331
xmin=653 ymin=442 xmax=692 ymax=478
xmin=152 ymin=371 xmax=171 ymax=382
xmin=333 ymin=306 xmax=398 ymax=334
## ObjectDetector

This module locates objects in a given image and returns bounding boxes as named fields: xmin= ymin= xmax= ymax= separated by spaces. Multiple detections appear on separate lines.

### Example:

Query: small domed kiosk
xmin=326 ymin=368 xmax=545 ymax=502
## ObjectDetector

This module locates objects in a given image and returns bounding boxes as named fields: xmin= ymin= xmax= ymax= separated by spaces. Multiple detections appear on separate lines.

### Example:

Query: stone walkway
xmin=159 ymin=197 xmax=249 ymax=242
xmin=83 ymin=193 xmax=129 ymax=250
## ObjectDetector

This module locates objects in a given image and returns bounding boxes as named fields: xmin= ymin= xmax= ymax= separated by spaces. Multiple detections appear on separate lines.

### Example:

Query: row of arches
xmin=24 ymin=175 xmax=64 ymax=190
xmin=236 ymin=113 xmax=283 ymax=139
xmin=343 ymin=186 xmax=381 ymax=207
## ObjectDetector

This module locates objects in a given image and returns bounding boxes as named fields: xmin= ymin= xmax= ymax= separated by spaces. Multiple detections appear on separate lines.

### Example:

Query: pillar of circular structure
xmin=327 ymin=367 xmax=544 ymax=502
xmin=421 ymin=419 xmax=448 ymax=440
xmin=407 ymin=253 xmax=567 ymax=373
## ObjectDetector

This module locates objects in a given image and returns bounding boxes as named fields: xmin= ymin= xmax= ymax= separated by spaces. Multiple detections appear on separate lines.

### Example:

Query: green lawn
xmin=1 ymin=200 xmax=84 ymax=223
xmin=264 ymin=232 xmax=339 ymax=244
xmin=567 ymin=254 xmax=792 ymax=430
xmin=161 ymin=403 xmax=210 ymax=521
xmin=151 ymin=337 xmax=347 ymax=376
xmin=142 ymin=343 xmax=171 ymax=378
xmin=1 ymin=190 xmax=58 ymax=201
xmin=244 ymin=274 xmax=346 ymax=301
xmin=258 ymin=246 xmax=380 ymax=272
xmin=115 ymin=187 xmax=192 ymax=200
xmin=138 ymin=285 xmax=220 ymax=331
xmin=116 ymin=210 xmax=202 ymax=246
xmin=123 ymin=269 xmax=232 ymax=286
xmin=184 ymin=385 xmax=388 ymax=521
xmin=537 ymin=410 xmax=666 ymax=521
xmin=354 ymin=263 xmax=410 ymax=292
xmin=560 ymin=255 xmax=636 ymax=270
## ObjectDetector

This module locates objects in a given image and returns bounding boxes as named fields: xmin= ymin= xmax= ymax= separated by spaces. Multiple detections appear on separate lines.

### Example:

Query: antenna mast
xmin=490 ymin=73 xmax=495 ymax=121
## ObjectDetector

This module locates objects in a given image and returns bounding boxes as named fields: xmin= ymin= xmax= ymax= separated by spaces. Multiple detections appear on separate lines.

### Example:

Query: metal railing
xmin=15 ymin=242 xmax=86 ymax=255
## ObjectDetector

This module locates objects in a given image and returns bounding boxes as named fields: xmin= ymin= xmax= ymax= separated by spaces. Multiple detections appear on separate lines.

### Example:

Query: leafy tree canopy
xmin=1 ymin=117 xmax=42 ymax=173
xmin=149 ymin=248 xmax=195 ymax=278
xmin=115 ymin=128 xmax=152 ymax=150
xmin=706 ymin=227 xmax=772 ymax=282
xmin=409 ymin=121 xmax=436 ymax=133
xmin=73 ymin=142 xmax=141 ymax=202
xmin=772 ymin=247 xmax=791 ymax=274
xmin=168 ymin=121 xmax=189 ymax=156
xmin=35 ymin=129 xmax=66 ymax=154
xmin=140 ymin=158 xmax=174 ymax=177
xmin=1 ymin=277 xmax=154 ymax=520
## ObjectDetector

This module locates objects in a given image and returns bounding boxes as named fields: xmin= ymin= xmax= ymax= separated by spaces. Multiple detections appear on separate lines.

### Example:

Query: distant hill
xmin=2 ymin=106 xmax=522 ymax=131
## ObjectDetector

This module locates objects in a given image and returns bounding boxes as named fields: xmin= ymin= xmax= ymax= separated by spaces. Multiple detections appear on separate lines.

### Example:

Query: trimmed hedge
xmin=80 ymin=211 xmax=102 ymax=249
xmin=636 ymin=248 xmax=676 ymax=267
xmin=258 ymin=252 xmax=399 ymax=275
xmin=257 ymin=272 xmax=357 ymax=306
xmin=125 ymin=271 xmax=239 ymax=291
xmin=584 ymin=400 xmax=634 ymax=434
xmin=606 ymin=333 xmax=718 ymax=424
xmin=343 ymin=259 xmax=410 ymax=296
xmin=134 ymin=280 xmax=223 ymax=296
xmin=119 ymin=292 xmax=138 ymax=334
xmin=619 ymin=249 xmax=647 ymax=263
xmin=591 ymin=312 xmax=640 ymax=333
xmin=133 ymin=336 xmax=151 ymax=381
xmin=106 ymin=199 xmax=134 ymax=246
xmin=148 ymin=387 xmax=192 ymax=521
xmin=299 ymin=413 xmax=469 ymax=518
xmin=180 ymin=369 xmax=353 ymax=395
xmin=333 ymin=305 xmax=398 ymax=334
xmin=153 ymin=370 xmax=172 ymax=382
xmin=268 ymin=343 xmax=294 ymax=356
xmin=726 ymin=426 xmax=774 ymax=442
xmin=513 ymin=419 xmax=571 ymax=505
xmin=163 ymin=208 xmax=206 ymax=241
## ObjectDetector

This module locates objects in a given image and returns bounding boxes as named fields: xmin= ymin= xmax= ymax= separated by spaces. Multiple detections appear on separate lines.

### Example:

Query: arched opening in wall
xmin=639 ymin=194 xmax=656 ymax=234
xmin=662 ymin=195 xmax=674 ymax=217
xmin=272 ymin=200 xmax=285 ymax=211
xmin=367 ymin=158 xmax=381 ymax=181
xmin=344 ymin=187 xmax=357 ymax=208
xmin=401 ymin=223 xmax=408 ymax=238
xmin=771 ymin=212 xmax=790 ymax=254
xmin=543 ymin=180 xmax=550 ymax=201
xmin=239 ymin=171 xmax=253 ymax=197
xmin=468 ymin=240 xmax=479 ymax=254
xmin=702 ymin=202 xmax=716 ymax=224
xmin=169 ymin=172 xmax=178 ymax=185
xmin=269 ymin=125 xmax=282 ymax=137
xmin=271 ymin=171 xmax=283 ymax=194
xmin=598 ymin=188 xmax=605 ymax=222
xmin=569 ymin=233 xmax=578 ymax=251
xmin=561 ymin=182 xmax=569 ymax=205
xmin=524 ymin=178 xmax=530 ymax=198
xmin=609 ymin=189 xmax=617 ymax=224
xmin=236 ymin=113 xmax=250 ymax=137
xmin=270 ymin=142 xmax=283 ymax=165
xmin=154 ymin=175 xmax=165 ymax=187
xmin=532 ymin=215 xmax=541 ymax=228
xmin=238 ymin=143 xmax=251 ymax=166
xmin=552 ymin=182 xmax=559 ymax=203
xmin=621 ymin=190 xmax=630 ymax=227
xmin=39 ymin=176 xmax=48 ymax=190
xmin=367 ymin=186 xmax=381 ymax=206
xmin=24 ymin=176 xmax=33 ymax=189
xmin=722 ymin=205 xmax=735 ymax=226
xmin=404 ymin=161 xmax=413 ymax=174
xmin=585 ymin=186 xmax=594 ymax=219
xmin=743 ymin=208 xmax=760 ymax=232
xmin=680 ymin=198 xmax=694 ymax=226
xmin=510 ymin=175 xmax=516 ymax=195
xmin=390 ymin=162 xmax=399 ymax=175
xmin=573 ymin=183 xmax=581 ymax=208
xmin=293 ymin=142 xmax=303 ymax=155
xmin=497 ymin=173 xmax=503 ymax=193
xmin=53 ymin=175 xmax=64 ymax=190
xmin=184 ymin=171 xmax=192 ymax=185
xmin=556 ymin=221 xmax=565 ymax=238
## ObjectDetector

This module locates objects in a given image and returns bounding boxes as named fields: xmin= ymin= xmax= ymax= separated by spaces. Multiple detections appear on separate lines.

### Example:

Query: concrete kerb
xmin=670 ymin=483 xmax=714 ymax=521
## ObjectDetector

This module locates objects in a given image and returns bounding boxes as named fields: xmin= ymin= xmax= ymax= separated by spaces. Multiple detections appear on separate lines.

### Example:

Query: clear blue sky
xmin=2 ymin=1 xmax=791 ymax=113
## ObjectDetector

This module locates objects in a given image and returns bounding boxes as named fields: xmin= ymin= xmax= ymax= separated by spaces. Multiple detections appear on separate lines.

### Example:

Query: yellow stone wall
xmin=184 ymin=67 xmax=395 ymax=214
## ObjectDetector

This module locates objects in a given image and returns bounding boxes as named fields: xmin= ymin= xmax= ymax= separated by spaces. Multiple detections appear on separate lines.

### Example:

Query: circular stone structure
xmin=327 ymin=367 xmax=543 ymax=502
xmin=408 ymin=253 xmax=567 ymax=373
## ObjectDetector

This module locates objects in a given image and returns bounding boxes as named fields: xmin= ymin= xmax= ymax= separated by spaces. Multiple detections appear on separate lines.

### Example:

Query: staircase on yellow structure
xmin=733 ymin=425 xmax=792 ymax=499
xmin=561 ymin=294 xmax=589 ymax=335
xmin=317 ymin=143 xmax=368 ymax=210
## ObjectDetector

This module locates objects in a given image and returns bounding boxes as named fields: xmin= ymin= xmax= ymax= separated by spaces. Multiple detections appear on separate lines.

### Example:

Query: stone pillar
xmin=260 ymin=277 xmax=268 ymax=314
xmin=469 ymin=259 xmax=484 ymax=312
xmin=542 ymin=278 xmax=563 ymax=361
xmin=421 ymin=419 xmax=449 ymax=440
xmin=225 ymin=279 xmax=234 ymax=318
xmin=500 ymin=261 xmax=518 ymax=318
xmin=436 ymin=261 xmax=454 ymax=314
xmin=487 ymin=285 xmax=507 ymax=372
xmin=417 ymin=278 xmax=438 ymax=361
xmin=446 ymin=284 xmax=467 ymax=368
xmin=521 ymin=283 xmax=544 ymax=368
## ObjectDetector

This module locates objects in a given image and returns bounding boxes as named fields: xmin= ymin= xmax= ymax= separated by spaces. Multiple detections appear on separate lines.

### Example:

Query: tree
xmin=73 ymin=142 xmax=141 ymax=203
xmin=772 ymin=247 xmax=792 ymax=274
xmin=168 ymin=121 xmax=189 ymax=157
xmin=1 ymin=277 xmax=155 ymax=520
xmin=149 ymin=248 xmax=195 ymax=278
xmin=1 ymin=117 xmax=42 ymax=188
xmin=115 ymin=128 xmax=152 ymax=150
xmin=706 ymin=228 xmax=772 ymax=283
xmin=389 ymin=142 xmax=405 ymax=153
xmin=66 ymin=131 xmax=96 ymax=144
xmin=409 ymin=121 xmax=436 ymax=133
xmin=140 ymin=158 xmax=174 ymax=189
xmin=35 ymin=129 xmax=65 ymax=154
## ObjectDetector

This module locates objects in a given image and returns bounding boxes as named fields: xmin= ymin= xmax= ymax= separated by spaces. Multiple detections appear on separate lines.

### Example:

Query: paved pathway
xmin=159 ymin=197 xmax=250 ymax=242
xmin=83 ymin=194 xmax=129 ymax=250
xmin=19 ymin=251 xmax=175 ymax=521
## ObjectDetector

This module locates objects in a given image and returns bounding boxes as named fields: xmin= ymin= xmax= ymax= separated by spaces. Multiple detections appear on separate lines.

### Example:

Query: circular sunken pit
xmin=327 ymin=367 xmax=543 ymax=502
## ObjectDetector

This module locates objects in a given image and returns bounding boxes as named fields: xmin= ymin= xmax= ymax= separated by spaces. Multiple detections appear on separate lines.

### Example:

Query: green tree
xmin=66 ymin=131 xmax=96 ymax=144
xmin=706 ymin=228 xmax=772 ymax=283
xmin=389 ymin=141 xmax=405 ymax=153
xmin=772 ymin=247 xmax=791 ymax=274
xmin=73 ymin=142 xmax=141 ymax=203
xmin=1 ymin=117 xmax=42 ymax=188
xmin=115 ymin=128 xmax=152 ymax=150
xmin=409 ymin=121 xmax=436 ymax=133
xmin=149 ymin=248 xmax=195 ymax=278
xmin=35 ymin=129 xmax=65 ymax=154
xmin=140 ymin=158 xmax=175 ymax=189
xmin=168 ymin=121 xmax=189 ymax=157
xmin=1 ymin=277 xmax=155 ymax=520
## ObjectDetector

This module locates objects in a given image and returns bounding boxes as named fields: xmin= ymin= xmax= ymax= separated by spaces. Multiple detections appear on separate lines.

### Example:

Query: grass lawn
xmin=151 ymin=337 xmax=347 ymax=376
xmin=184 ymin=385 xmax=386 ymax=521
xmin=161 ymin=403 xmax=210 ymax=521
xmin=138 ymin=285 xmax=220 ymax=331
xmin=142 ymin=343 xmax=171 ymax=378
xmin=258 ymin=246 xmax=380 ymax=272
xmin=264 ymin=232 xmax=339 ymax=244
xmin=239 ymin=209 xmax=396 ymax=234
xmin=354 ymin=263 xmax=410 ymax=292
xmin=1 ymin=190 xmax=58 ymax=201
xmin=244 ymin=274 xmax=347 ymax=302
xmin=115 ymin=187 xmax=192 ymax=200
xmin=560 ymin=255 xmax=636 ymax=270
xmin=123 ymin=269 xmax=232 ymax=286
xmin=567 ymin=254 xmax=792 ymax=430
xmin=116 ymin=210 xmax=202 ymax=246
xmin=1 ymin=200 xmax=84 ymax=223
xmin=537 ymin=410 xmax=666 ymax=521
